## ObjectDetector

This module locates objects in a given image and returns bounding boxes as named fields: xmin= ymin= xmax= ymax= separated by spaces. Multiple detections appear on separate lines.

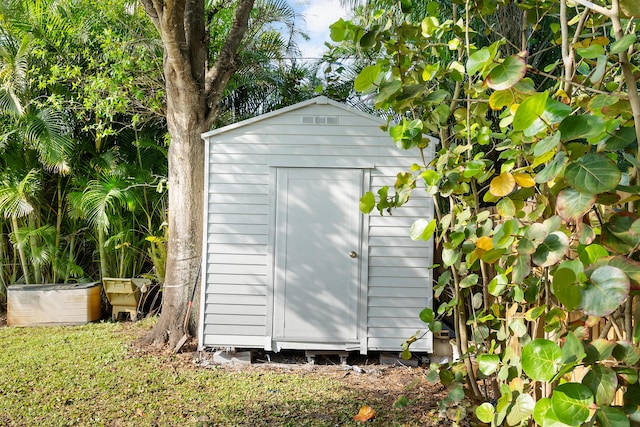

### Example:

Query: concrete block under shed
xmin=379 ymin=352 xmax=420 ymax=367
xmin=8 ymin=282 xmax=101 ymax=326
xmin=212 ymin=350 xmax=252 ymax=365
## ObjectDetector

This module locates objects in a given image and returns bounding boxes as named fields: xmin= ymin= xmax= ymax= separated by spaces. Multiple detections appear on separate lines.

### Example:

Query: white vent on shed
xmin=302 ymin=115 xmax=339 ymax=125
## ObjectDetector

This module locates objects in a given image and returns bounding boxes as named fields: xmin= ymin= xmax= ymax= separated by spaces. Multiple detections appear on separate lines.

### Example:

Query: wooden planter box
xmin=102 ymin=278 xmax=150 ymax=321
xmin=7 ymin=282 xmax=101 ymax=326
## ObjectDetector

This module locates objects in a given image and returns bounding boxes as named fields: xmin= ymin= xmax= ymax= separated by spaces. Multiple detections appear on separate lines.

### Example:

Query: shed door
xmin=273 ymin=168 xmax=362 ymax=342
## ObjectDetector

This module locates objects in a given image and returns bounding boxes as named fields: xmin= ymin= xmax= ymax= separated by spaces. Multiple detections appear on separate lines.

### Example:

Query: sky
xmin=292 ymin=0 xmax=351 ymax=60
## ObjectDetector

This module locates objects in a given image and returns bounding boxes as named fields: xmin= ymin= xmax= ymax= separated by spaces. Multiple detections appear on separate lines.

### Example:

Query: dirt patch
xmin=127 ymin=332 xmax=460 ymax=426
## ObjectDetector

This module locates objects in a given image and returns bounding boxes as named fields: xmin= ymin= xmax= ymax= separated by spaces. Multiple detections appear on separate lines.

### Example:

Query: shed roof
xmin=201 ymin=96 xmax=385 ymax=139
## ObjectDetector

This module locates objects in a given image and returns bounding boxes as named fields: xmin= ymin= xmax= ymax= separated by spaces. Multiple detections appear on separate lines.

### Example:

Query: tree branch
xmin=204 ymin=0 xmax=256 ymax=128
xmin=572 ymin=0 xmax=612 ymax=17
xmin=140 ymin=0 xmax=162 ymax=34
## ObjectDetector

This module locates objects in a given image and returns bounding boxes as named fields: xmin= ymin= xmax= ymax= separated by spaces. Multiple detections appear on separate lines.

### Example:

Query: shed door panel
xmin=273 ymin=168 xmax=362 ymax=341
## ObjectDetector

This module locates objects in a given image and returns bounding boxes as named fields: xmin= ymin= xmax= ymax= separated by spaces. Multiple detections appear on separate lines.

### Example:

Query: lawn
xmin=0 ymin=319 xmax=445 ymax=426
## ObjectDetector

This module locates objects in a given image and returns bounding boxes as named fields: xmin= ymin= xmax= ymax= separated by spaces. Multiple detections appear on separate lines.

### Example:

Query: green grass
xmin=0 ymin=321 xmax=435 ymax=426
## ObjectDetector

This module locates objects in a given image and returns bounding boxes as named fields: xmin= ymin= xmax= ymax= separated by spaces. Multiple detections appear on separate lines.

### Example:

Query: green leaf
xmin=419 ymin=308 xmax=435 ymax=324
xmin=552 ymin=268 xmax=581 ymax=310
xmin=612 ymin=341 xmax=640 ymax=365
xmin=354 ymin=64 xmax=382 ymax=93
xmin=551 ymin=383 xmax=594 ymax=426
xmin=375 ymin=80 xmax=402 ymax=105
xmin=556 ymin=188 xmax=597 ymax=221
xmin=522 ymin=339 xmax=562 ymax=382
xmin=610 ymin=34 xmax=637 ymax=54
xmin=590 ymin=55 xmax=607 ymax=84
xmin=410 ymin=218 xmax=436 ymax=241
xmin=583 ymin=365 xmax=618 ymax=405
xmin=579 ymin=266 xmax=630 ymax=317
xmin=489 ymin=90 xmax=515 ymax=110
xmin=606 ymin=256 xmax=640 ymax=290
xmin=329 ymin=18 xmax=348 ymax=42
xmin=559 ymin=115 xmax=605 ymax=142
xmin=477 ymin=354 xmax=500 ymax=376
xmin=485 ymin=55 xmax=526 ymax=90
xmin=562 ymin=331 xmax=586 ymax=364
xmin=533 ymin=231 xmax=569 ymax=268
xmin=620 ymin=0 xmax=640 ymax=16
xmin=535 ymin=152 xmax=566 ymax=184
xmin=507 ymin=393 xmax=535 ymax=426
xmin=533 ymin=131 xmax=561 ymax=157
xmin=578 ymin=243 xmax=609 ymax=265
xmin=459 ymin=273 xmax=479 ymax=288
xmin=421 ymin=16 xmax=439 ymax=37
xmin=576 ymin=43 xmax=605 ymax=59
xmin=359 ymin=192 xmax=375 ymax=213
xmin=476 ymin=402 xmax=495 ymax=423
xmin=513 ymin=92 xmax=548 ymax=131
xmin=596 ymin=406 xmax=630 ymax=427
xmin=467 ymin=47 xmax=491 ymax=75
xmin=565 ymin=154 xmax=621 ymax=194
xmin=533 ymin=398 xmax=569 ymax=427
xmin=359 ymin=30 xmax=377 ymax=49
xmin=604 ymin=126 xmax=637 ymax=150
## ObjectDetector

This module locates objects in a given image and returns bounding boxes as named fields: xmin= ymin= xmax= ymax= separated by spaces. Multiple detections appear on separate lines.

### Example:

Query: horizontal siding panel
xmin=217 ymin=125 xmax=389 ymax=139
xmin=369 ymin=212 xmax=432 ymax=226
xmin=368 ymin=226 xmax=412 ymax=237
xmin=205 ymin=304 xmax=265 ymax=316
xmin=208 ymin=264 xmax=266 ymax=275
xmin=369 ymin=277 xmax=430 ymax=288
xmin=368 ymin=337 xmax=430 ymax=352
xmin=368 ymin=286 xmax=429 ymax=298
xmin=205 ymin=314 xmax=266 ymax=326
xmin=369 ymin=266 xmax=429 ymax=278
xmin=208 ymin=244 xmax=267 ymax=255
xmin=203 ymin=334 xmax=265 ymax=347
xmin=207 ymin=274 xmax=267 ymax=286
xmin=208 ymin=254 xmax=267 ymax=265
xmin=205 ymin=293 xmax=265 ymax=306
xmin=208 ymin=214 xmax=268 ymax=225
xmin=208 ymin=233 xmax=268 ymax=245
xmin=368 ymin=327 xmax=429 ymax=337
xmin=209 ymin=183 xmax=268 ymax=194
xmin=203 ymin=324 xmax=265 ymax=336
xmin=207 ymin=163 xmax=269 ymax=175
xmin=369 ymin=236 xmax=430 ymax=247
xmin=209 ymin=173 xmax=268 ymax=184
xmin=206 ymin=193 xmax=268 ymax=205
xmin=369 ymin=306 xmax=424 ymax=318
xmin=369 ymin=297 xmax=429 ymax=308
xmin=208 ymin=223 xmax=267 ymax=235
xmin=368 ymin=316 xmax=428 ymax=328
xmin=368 ymin=257 xmax=431 ymax=268
xmin=208 ymin=204 xmax=266 ymax=215
xmin=369 ymin=246 xmax=431 ymax=258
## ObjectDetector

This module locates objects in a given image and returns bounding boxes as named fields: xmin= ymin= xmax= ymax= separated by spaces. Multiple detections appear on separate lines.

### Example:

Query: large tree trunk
xmin=140 ymin=0 xmax=254 ymax=347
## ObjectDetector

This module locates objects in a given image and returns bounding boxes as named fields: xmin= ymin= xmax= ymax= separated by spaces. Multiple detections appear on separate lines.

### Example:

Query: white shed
xmin=199 ymin=96 xmax=435 ymax=355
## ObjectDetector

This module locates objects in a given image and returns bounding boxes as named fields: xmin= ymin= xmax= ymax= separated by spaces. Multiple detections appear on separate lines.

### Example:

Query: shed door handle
xmin=349 ymin=251 xmax=358 ymax=258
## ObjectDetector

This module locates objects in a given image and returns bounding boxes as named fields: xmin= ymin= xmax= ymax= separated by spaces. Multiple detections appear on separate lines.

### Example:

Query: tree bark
xmin=139 ymin=0 xmax=255 ymax=347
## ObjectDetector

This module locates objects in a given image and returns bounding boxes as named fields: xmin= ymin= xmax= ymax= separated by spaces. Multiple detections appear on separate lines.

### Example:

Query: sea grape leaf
xmin=556 ymin=188 xmax=597 ymax=220
xmin=565 ymin=154 xmax=621 ymax=194
xmin=550 ymin=383 xmax=594 ymax=426
xmin=485 ymin=55 xmax=527 ymax=90
xmin=513 ymin=91 xmax=548 ymax=131
xmin=579 ymin=266 xmax=629 ymax=316
xmin=533 ymin=231 xmax=569 ymax=267
xmin=583 ymin=365 xmax=618 ymax=405
xmin=522 ymin=339 xmax=562 ymax=381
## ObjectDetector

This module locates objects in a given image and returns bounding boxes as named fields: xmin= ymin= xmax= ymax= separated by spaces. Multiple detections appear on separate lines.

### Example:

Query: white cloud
xmin=295 ymin=0 xmax=349 ymax=60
